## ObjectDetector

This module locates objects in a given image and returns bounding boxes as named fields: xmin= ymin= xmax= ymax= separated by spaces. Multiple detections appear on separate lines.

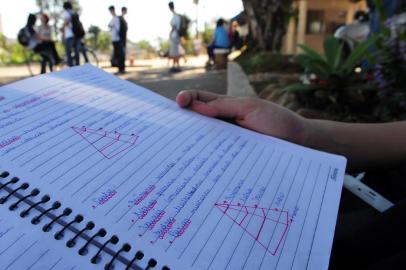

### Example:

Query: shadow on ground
xmin=125 ymin=66 xmax=227 ymax=100
xmin=0 ymin=64 xmax=227 ymax=102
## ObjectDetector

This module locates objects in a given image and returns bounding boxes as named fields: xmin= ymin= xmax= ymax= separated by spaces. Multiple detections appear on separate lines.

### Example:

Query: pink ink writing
xmin=2 ymin=90 xmax=58 ymax=113
xmin=170 ymin=219 xmax=191 ymax=238
xmin=147 ymin=211 xmax=166 ymax=230
xmin=131 ymin=185 xmax=155 ymax=206
xmin=158 ymin=217 xmax=176 ymax=240
xmin=138 ymin=200 xmax=157 ymax=220
xmin=0 ymin=136 xmax=21 ymax=149
xmin=91 ymin=189 xmax=117 ymax=208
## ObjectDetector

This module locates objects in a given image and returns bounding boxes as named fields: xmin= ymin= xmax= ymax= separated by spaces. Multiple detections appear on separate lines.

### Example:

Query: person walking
xmin=62 ymin=1 xmax=79 ymax=66
xmin=168 ymin=1 xmax=181 ymax=72
xmin=108 ymin=5 xmax=125 ymax=74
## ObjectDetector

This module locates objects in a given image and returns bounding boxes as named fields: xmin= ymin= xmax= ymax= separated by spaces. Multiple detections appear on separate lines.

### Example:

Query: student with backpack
xmin=62 ymin=1 xmax=86 ymax=66
xmin=167 ymin=2 xmax=190 ymax=72
xmin=108 ymin=5 xmax=125 ymax=75
xmin=168 ymin=1 xmax=182 ymax=72
xmin=18 ymin=13 xmax=61 ymax=74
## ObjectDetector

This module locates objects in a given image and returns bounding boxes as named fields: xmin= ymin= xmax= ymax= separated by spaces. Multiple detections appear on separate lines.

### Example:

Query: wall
xmin=283 ymin=0 xmax=367 ymax=55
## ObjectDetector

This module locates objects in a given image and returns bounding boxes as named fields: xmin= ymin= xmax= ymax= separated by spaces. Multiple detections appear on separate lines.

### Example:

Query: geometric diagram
xmin=214 ymin=202 xmax=292 ymax=256
xmin=72 ymin=126 xmax=139 ymax=159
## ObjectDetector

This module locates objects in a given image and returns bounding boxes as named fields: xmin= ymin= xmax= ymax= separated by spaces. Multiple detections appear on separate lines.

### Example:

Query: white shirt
xmin=170 ymin=14 xmax=181 ymax=40
xmin=63 ymin=10 xmax=74 ymax=39
xmin=109 ymin=16 xmax=121 ymax=42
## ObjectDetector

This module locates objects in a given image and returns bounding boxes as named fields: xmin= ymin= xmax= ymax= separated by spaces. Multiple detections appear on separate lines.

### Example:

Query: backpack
xmin=118 ymin=16 xmax=128 ymax=41
xmin=17 ymin=27 xmax=31 ymax=47
xmin=70 ymin=12 xmax=85 ymax=38
xmin=178 ymin=15 xmax=190 ymax=38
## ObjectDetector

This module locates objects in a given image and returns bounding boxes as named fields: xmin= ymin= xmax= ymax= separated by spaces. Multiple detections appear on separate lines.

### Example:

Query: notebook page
xmin=0 ymin=65 xmax=346 ymax=270
xmin=0 ymin=194 xmax=107 ymax=270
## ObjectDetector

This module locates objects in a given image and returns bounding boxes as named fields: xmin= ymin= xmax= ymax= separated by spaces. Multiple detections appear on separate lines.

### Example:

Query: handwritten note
xmin=0 ymin=65 xmax=346 ymax=270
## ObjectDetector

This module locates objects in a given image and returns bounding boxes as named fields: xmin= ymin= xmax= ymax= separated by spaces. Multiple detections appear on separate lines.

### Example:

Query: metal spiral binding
xmin=9 ymin=188 xmax=40 ymax=210
xmin=43 ymin=208 xmax=72 ymax=232
xmin=55 ymin=214 xmax=84 ymax=240
xmin=91 ymin=235 xmax=119 ymax=264
xmin=0 ymin=171 xmax=170 ymax=270
xmin=78 ymin=228 xmax=106 ymax=255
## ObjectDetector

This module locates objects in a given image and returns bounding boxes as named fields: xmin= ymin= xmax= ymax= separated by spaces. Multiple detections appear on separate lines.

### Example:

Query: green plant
xmin=284 ymin=36 xmax=377 ymax=93
xmin=368 ymin=0 xmax=406 ymax=120
xmin=281 ymin=36 xmax=381 ymax=121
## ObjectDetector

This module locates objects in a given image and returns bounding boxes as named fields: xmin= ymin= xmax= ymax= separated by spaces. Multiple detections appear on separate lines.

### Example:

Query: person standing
xmin=23 ymin=14 xmax=61 ymax=74
xmin=108 ymin=5 xmax=125 ymax=74
xmin=37 ymin=13 xmax=60 ymax=73
xmin=62 ymin=1 xmax=79 ymax=66
xmin=119 ymin=7 xmax=128 ymax=65
xmin=168 ymin=1 xmax=181 ymax=72
xmin=37 ymin=14 xmax=52 ymax=41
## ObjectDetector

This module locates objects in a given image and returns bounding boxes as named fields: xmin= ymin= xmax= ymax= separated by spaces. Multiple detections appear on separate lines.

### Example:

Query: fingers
xmin=176 ymin=90 xmax=222 ymax=107
xmin=176 ymin=90 xmax=253 ymax=121
xmin=191 ymin=97 xmax=246 ymax=119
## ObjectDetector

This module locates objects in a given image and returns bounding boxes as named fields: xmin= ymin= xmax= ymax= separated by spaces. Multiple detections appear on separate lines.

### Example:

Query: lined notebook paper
xmin=0 ymin=64 xmax=346 ymax=270
xmin=0 ymin=206 xmax=110 ymax=270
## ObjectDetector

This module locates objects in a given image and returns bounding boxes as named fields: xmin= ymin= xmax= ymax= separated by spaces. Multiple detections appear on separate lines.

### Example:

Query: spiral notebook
xmin=0 ymin=64 xmax=346 ymax=270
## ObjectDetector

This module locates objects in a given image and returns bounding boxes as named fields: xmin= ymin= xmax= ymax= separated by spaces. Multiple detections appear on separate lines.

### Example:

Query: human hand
xmin=176 ymin=90 xmax=310 ymax=145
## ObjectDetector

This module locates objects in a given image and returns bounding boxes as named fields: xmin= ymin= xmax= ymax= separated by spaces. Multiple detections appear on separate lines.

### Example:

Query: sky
xmin=0 ymin=0 xmax=244 ymax=45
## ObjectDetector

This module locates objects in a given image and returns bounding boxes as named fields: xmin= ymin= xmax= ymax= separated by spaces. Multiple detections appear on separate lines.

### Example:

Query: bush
xmin=236 ymin=51 xmax=303 ymax=74
xmin=0 ymin=42 xmax=36 ymax=65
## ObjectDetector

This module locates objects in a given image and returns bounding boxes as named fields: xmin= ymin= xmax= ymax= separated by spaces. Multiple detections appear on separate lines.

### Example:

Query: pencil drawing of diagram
xmin=72 ymin=126 xmax=139 ymax=159
xmin=215 ymin=202 xmax=292 ymax=256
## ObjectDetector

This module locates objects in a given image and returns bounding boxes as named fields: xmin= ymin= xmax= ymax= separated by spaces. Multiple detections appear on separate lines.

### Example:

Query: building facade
xmin=284 ymin=0 xmax=367 ymax=54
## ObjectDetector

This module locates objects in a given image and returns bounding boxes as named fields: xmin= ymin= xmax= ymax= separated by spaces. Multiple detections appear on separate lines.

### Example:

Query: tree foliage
xmin=87 ymin=25 xmax=101 ymax=50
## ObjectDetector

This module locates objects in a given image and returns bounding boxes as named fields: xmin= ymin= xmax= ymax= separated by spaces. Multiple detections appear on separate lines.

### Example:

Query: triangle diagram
xmin=72 ymin=126 xmax=138 ymax=159
xmin=215 ymin=202 xmax=292 ymax=256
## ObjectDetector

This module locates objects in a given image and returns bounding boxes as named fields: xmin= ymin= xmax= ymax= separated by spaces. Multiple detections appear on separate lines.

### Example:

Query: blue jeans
xmin=65 ymin=37 xmax=79 ymax=66
xmin=112 ymin=41 xmax=125 ymax=72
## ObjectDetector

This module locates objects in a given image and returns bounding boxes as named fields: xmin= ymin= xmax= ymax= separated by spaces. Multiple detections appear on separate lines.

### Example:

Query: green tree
xmin=201 ymin=23 xmax=214 ymax=46
xmin=136 ymin=40 xmax=156 ymax=54
xmin=137 ymin=40 xmax=152 ymax=50
xmin=157 ymin=37 xmax=169 ymax=55
xmin=0 ymin=33 xmax=7 ymax=49
xmin=87 ymin=25 xmax=101 ymax=50
xmin=96 ymin=31 xmax=112 ymax=52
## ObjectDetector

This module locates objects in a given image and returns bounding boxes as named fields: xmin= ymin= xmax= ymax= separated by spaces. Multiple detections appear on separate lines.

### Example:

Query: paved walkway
xmin=0 ymin=56 xmax=227 ymax=100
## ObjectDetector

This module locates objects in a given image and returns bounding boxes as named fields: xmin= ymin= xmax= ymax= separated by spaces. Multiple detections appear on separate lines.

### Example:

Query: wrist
xmin=301 ymin=119 xmax=343 ymax=155
xmin=297 ymin=118 xmax=326 ymax=150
